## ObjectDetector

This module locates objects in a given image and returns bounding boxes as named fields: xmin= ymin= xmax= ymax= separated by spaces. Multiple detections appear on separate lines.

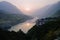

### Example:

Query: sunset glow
xmin=25 ymin=7 xmax=31 ymax=11
xmin=0 ymin=0 xmax=58 ymax=15
xmin=20 ymin=5 xmax=34 ymax=15
xmin=23 ymin=7 xmax=32 ymax=13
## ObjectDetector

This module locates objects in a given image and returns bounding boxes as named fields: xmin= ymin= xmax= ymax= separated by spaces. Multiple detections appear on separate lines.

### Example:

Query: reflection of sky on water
xmin=9 ymin=17 xmax=38 ymax=33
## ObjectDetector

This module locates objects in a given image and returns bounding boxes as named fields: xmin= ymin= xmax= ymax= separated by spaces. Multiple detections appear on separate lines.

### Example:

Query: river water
xmin=9 ymin=17 xmax=38 ymax=33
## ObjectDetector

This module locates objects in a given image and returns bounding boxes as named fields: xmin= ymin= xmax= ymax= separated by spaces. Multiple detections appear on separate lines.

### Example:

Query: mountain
xmin=36 ymin=9 xmax=60 ymax=26
xmin=0 ymin=1 xmax=32 ymax=30
xmin=51 ymin=10 xmax=60 ymax=17
xmin=33 ymin=1 xmax=60 ymax=18
xmin=0 ymin=1 xmax=22 ymax=14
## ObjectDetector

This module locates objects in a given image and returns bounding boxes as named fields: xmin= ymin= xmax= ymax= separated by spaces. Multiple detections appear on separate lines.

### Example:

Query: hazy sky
xmin=0 ymin=0 xmax=59 ymax=15
xmin=0 ymin=0 xmax=59 ymax=10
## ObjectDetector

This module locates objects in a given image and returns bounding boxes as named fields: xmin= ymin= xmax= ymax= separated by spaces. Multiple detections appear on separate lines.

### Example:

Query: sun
xmin=20 ymin=6 xmax=32 ymax=13
xmin=24 ymin=7 xmax=32 ymax=12
xmin=20 ymin=5 xmax=35 ymax=15
xmin=25 ymin=8 xmax=31 ymax=11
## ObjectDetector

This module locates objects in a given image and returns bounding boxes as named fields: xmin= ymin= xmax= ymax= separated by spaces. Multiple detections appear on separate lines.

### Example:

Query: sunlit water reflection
xmin=9 ymin=17 xmax=38 ymax=33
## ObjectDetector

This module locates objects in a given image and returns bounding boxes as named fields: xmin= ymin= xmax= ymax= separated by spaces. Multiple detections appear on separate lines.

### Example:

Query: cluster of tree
xmin=0 ymin=17 xmax=60 ymax=40
xmin=0 ymin=29 xmax=26 ymax=40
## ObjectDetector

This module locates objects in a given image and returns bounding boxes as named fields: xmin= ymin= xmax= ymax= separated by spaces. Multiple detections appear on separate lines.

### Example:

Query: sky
xmin=0 ymin=0 xmax=59 ymax=14
xmin=0 ymin=0 xmax=59 ymax=21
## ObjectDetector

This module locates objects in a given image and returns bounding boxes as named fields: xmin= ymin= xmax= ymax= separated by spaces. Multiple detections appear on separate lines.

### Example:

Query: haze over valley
xmin=0 ymin=0 xmax=60 ymax=40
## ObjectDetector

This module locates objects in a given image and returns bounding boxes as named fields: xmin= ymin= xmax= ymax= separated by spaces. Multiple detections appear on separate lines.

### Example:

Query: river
xmin=9 ymin=17 xmax=38 ymax=33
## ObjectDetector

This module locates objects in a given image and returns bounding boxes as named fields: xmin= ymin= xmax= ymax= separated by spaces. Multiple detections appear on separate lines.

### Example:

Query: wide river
xmin=9 ymin=17 xmax=38 ymax=33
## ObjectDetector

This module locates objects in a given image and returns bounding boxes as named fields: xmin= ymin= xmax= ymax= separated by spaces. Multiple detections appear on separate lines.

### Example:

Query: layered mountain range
xmin=32 ymin=1 xmax=60 ymax=18
xmin=0 ymin=1 xmax=32 ymax=30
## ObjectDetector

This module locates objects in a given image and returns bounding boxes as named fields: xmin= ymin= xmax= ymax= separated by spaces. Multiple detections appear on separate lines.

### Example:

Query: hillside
xmin=0 ymin=10 xmax=32 ymax=30
xmin=27 ymin=17 xmax=60 ymax=40
xmin=0 ymin=1 xmax=22 ymax=14
xmin=51 ymin=10 xmax=60 ymax=17
xmin=0 ymin=1 xmax=32 ymax=30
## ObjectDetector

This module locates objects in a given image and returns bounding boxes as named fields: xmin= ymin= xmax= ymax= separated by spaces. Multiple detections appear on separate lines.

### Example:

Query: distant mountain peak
xmin=0 ymin=1 xmax=22 ymax=14
xmin=0 ymin=1 xmax=32 ymax=30
xmin=33 ymin=1 xmax=60 ymax=18
xmin=0 ymin=1 xmax=9 ymax=3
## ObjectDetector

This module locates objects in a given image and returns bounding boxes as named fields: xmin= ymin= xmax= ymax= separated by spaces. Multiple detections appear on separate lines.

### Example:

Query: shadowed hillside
xmin=0 ymin=1 xmax=22 ymax=14
xmin=0 ymin=1 xmax=32 ymax=30
xmin=51 ymin=10 xmax=60 ymax=17
xmin=27 ymin=10 xmax=60 ymax=40
xmin=27 ymin=17 xmax=60 ymax=40
xmin=0 ymin=16 xmax=60 ymax=40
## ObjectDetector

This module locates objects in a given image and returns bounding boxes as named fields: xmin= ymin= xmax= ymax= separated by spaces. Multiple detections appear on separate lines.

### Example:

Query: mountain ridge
xmin=32 ymin=1 xmax=60 ymax=18
xmin=0 ymin=1 xmax=32 ymax=30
